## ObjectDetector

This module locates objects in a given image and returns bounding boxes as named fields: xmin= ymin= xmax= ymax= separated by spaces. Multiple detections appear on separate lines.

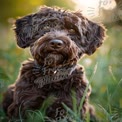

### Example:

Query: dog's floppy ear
xmin=74 ymin=12 xmax=106 ymax=55
xmin=14 ymin=14 xmax=35 ymax=48
xmin=84 ymin=20 xmax=106 ymax=55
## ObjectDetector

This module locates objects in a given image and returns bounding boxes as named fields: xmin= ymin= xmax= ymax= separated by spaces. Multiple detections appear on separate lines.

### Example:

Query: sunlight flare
xmin=72 ymin=0 xmax=116 ymax=18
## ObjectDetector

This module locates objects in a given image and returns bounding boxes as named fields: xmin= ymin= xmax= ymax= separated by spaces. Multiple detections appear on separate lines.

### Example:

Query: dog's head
xmin=14 ymin=6 xmax=106 ymax=66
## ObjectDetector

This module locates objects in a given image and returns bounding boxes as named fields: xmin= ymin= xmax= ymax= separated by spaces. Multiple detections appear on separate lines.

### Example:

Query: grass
xmin=0 ymin=25 xmax=122 ymax=122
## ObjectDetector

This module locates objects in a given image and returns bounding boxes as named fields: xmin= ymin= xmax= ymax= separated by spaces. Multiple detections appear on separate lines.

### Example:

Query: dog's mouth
xmin=44 ymin=52 xmax=64 ymax=67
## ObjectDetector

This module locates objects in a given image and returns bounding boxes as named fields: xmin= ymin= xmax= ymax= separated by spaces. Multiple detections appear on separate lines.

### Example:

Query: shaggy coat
xmin=2 ymin=6 xmax=106 ymax=121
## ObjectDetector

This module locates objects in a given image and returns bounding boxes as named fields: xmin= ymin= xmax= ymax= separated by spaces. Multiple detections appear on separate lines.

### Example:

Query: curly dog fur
xmin=2 ymin=6 xmax=106 ymax=121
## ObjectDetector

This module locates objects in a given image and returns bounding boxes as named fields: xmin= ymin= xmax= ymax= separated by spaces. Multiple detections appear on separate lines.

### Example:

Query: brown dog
xmin=2 ymin=6 xmax=106 ymax=121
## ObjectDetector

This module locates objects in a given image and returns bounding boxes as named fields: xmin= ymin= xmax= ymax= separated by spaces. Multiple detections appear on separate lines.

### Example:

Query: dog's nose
xmin=49 ymin=39 xmax=64 ymax=49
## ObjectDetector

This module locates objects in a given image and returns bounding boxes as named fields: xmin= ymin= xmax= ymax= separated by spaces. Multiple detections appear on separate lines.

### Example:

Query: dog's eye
xmin=69 ymin=29 xmax=76 ymax=33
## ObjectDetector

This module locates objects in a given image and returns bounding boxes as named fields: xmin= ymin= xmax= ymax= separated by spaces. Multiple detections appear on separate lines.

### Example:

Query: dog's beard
xmin=44 ymin=53 xmax=64 ymax=67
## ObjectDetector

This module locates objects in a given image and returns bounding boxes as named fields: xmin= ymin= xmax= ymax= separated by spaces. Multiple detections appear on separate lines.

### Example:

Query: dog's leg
xmin=6 ymin=79 xmax=44 ymax=119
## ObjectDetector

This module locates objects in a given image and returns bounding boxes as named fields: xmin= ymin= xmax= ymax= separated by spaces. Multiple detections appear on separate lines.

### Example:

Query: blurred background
xmin=0 ymin=0 xmax=122 ymax=121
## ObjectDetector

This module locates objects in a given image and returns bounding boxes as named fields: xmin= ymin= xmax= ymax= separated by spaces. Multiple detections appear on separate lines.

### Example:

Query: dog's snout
xmin=49 ymin=39 xmax=64 ymax=49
